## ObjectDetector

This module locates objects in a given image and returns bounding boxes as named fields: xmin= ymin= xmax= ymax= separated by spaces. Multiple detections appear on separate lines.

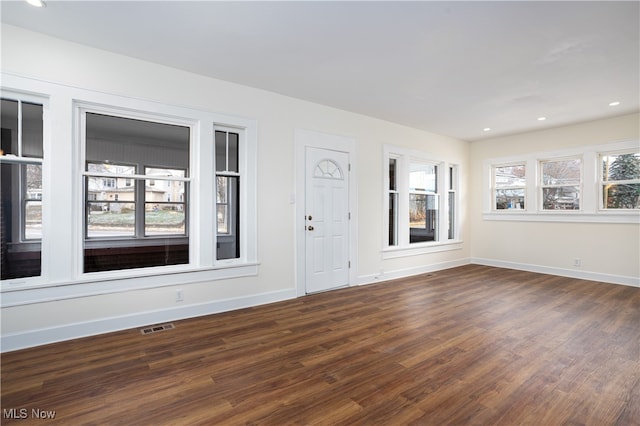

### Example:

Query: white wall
xmin=0 ymin=25 xmax=470 ymax=350
xmin=470 ymin=113 xmax=640 ymax=285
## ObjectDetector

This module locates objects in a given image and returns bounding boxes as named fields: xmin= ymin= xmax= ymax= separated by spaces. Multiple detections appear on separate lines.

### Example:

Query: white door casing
xmin=304 ymin=147 xmax=350 ymax=293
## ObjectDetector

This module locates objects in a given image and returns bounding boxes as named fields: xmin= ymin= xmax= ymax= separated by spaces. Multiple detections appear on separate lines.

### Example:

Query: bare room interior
xmin=1 ymin=1 xmax=638 ymax=424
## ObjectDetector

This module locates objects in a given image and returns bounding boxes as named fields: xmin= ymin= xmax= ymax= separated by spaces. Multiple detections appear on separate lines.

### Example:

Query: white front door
xmin=305 ymin=147 xmax=350 ymax=293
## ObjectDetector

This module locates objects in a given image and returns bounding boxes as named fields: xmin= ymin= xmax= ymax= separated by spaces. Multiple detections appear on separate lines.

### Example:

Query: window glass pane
xmin=217 ymin=204 xmax=229 ymax=234
xmin=87 ymin=162 xmax=136 ymax=175
xmin=84 ymin=113 xmax=190 ymax=273
xmin=24 ymin=201 xmax=42 ymax=240
xmin=21 ymin=102 xmax=43 ymax=158
xmin=542 ymin=159 xmax=580 ymax=185
xmin=86 ymin=200 xmax=136 ymax=237
xmin=389 ymin=158 xmax=397 ymax=191
xmin=388 ymin=192 xmax=397 ymax=246
xmin=542 ymin=186 xmax=580 ymax=210
xmin=24 ymin=164 xmax=43 ymax=239
xmin=145 ymin=202 xmax=185 ymax=236
xmin=0 ymin=99 xmax=18 ymax=155
xmin=215 ymin=131 xmax=227 ymax=171
xmin=216 ymin=175 xmax=228 ymax=204
xmin=409 ymin=193 xmax=438 ymax=243
xmin=228 ymin=132 xmax=239 ymax=173
xmin=145 ymin=168 xmax=185 ymax=179
xmin=495 ymin=165 xmax=525 ymax=187
xmin=217 ymin=176 xmax=240 ymax=260
xmin=144 ymin=168 xmax=186 ymax=236
xmin=495 ymin=189 xmax=525 ymax=210
xmin=1 ymin=163 xmax=42 ymax=279
xmin=448 ymin=191 xmax=455 ymax=239
xmin=86 ymin=113 xmax=189 ymax=169
xmin=409 ymin=163 xmax=437 ymax=192
xmin=602 ymin=153 xmax=640 ymax=181
xmin=604 ymin=183 xmax=640 ymax=209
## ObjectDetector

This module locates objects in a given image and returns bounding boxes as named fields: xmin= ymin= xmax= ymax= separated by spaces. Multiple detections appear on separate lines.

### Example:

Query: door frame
xmin=294 ymin=129 xmax=358 ymax=296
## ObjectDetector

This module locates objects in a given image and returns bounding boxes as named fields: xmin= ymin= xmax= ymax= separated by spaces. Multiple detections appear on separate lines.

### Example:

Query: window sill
xmin=382 ymin=240 xmax=463 ymax=259
xmin=0 ymin=262 xmax=261 ymax=307
xmin=483 ymin=211 xmax=640 ymax=224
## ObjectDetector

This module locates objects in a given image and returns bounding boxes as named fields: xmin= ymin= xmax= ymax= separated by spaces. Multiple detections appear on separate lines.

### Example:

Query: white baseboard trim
xmin=471 ymin=258 xmax=640 ymax=288
xmin=357 ymin=258 xmax=472 ymax=286
xmin=1 ymin=288 xmax=296 ymax=353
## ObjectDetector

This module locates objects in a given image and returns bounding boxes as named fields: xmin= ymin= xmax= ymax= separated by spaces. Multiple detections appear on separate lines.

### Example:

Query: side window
xmin=493 ymin=163 xmax=526 ymax=210
xmin=600 ymin=151 xmax=640 ymax=209
xmin=83 ymin=112 xmax=190 ymax=273
xmin=448 ymin=165 xmax=458 ymax=240
xmin=540 ymin=158 xmax=581 ymax=210
xmin=388 ymin=157 xmax=398 ymax=246
xmin=1 ymin=97 xmax=44 ymax=280
xmin=215 ymin=129 xmax=241 ymax=260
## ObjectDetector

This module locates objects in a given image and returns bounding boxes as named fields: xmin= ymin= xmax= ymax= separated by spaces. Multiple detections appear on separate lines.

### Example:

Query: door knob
xmin=307 ymin=226 xmax=314 ymax=231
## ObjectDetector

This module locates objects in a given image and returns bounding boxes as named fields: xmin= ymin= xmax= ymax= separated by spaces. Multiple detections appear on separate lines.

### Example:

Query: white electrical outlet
xmin=175 ymin=289 xmax=184 ymax=302
xmin=573 ymin=258 xmax=582 ymax=267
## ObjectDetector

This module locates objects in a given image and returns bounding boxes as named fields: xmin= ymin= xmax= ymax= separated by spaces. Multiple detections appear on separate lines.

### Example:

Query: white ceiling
xmin=1 ymin=1 xmax=638 ymax=141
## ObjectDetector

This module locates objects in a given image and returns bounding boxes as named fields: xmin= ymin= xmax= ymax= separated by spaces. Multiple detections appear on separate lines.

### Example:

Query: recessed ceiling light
xmin=537 ymin=117 xmax=547 ymax=121
xmin=483 ymin=127 xmax=491 ymax=132
xmin=25 ymin=0 xmax=46 ymax=7
xmin=609 ymin=101 xmax=620 ymax=107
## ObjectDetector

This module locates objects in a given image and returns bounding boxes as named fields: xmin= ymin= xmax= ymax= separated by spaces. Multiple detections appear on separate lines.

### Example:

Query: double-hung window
xmin=1 ymin=96 xmax=44 ymax=280
xmin=384 ymin=145 xmax=460 ymax=255
xmin=540 ymin=157 xmax=581 ymax=210
xmin=600 ymin=150 xmax=640 ymax=210
xmin=83 ymin=111 xmax=190 ymax=273
xmin=409 ymin=162 xmax=439 ymax=243
xmin=492 ymin=163 xmax=526 ymax=210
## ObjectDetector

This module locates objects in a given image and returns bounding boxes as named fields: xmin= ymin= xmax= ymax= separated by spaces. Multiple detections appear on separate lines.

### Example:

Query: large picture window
xmin=83 ymin=112 xmax=190 ymax=273
xmin=1 ymin=97 xmax=44 ymax=280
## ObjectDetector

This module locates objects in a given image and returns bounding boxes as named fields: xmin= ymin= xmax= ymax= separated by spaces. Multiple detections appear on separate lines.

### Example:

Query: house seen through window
xmin=83 ymin=112 xmax=190 ymax=273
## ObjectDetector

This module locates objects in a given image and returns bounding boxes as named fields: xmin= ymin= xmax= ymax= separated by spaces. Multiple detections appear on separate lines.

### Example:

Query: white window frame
xmin=491 ymin=162 xmax=527 ymax=212
xmin=447 ymin=164 xmax=459 ymax=240
xmin=599 ymin=148 xmax=640 ymax=211
xmin=79 ymin=104 xmax=192 ymax=253
xmin=0 ymin=90 xmax=48 ymax=282
xmin=1 ymin=74 xmax=258 ymax=300
xmin=483 ymin=140 xmax=640 ymax=224
xmin=214 ymin=126 xmax=244 ymax=262
xmin=539 ymin=156 xmax=583 ymax=212
xmin=383 ymin=145 xmax=462 ymax=259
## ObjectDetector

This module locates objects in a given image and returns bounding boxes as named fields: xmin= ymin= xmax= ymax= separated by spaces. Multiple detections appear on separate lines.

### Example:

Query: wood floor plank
xmin=2 ymin=265 xmax=639 ymax=425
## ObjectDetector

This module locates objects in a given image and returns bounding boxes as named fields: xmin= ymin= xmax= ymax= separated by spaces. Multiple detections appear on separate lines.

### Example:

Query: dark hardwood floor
xmin=2 ymin=265 xmax=639 ymax=425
